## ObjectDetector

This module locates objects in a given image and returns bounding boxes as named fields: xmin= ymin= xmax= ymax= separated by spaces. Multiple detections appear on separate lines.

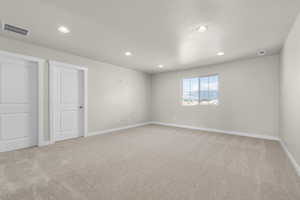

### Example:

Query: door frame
xmin=0 ymin=50 xmax=45 ymax=148
xmin=49 ymin=60 xmax=88 ymax=144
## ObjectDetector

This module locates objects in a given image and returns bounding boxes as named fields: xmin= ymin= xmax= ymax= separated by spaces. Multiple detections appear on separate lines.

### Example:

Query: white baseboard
xmin=37 ymin=120 xmax=300 ymax=177
xmin=150 ymin=121 xmax=279 ymax=141
xmin=38 ymin=141 xmax=51 ymax=147
xmin=88 ymin=122 xmax=152 ymax=137
xmin=150 ymin=121 xmax=300 ymax=176
xmin=279 ymin=140 xmax=300 ymax=176
xmin=35 ymin=122 xmax=152 ymax=148
xmin=88 ymin=121 xmax=279 ymax=141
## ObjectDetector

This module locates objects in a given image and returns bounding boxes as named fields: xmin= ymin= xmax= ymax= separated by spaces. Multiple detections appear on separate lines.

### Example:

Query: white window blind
xmin=182 ymin=78 xmax=199 ymax=105
xmin=182 ymin=75 xmax=219 ymax=106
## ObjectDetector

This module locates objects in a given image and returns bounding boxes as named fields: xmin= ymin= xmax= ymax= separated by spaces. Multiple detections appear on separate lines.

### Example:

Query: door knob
xmin=79 ymin=106 xmax=84 ymax=109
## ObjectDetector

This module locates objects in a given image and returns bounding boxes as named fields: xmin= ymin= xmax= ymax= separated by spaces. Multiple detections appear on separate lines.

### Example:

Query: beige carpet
xmin=0 ymin=125 xmax=300 ymax=200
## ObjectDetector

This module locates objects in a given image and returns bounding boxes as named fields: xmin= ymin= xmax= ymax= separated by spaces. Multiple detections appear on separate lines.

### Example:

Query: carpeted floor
xmin=0 ymin=125 xmax=300 ymax=200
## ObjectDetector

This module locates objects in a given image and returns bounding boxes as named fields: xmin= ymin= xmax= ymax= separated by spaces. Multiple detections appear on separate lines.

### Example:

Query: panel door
xmin=0 ymin=55 xmax=38 ymax=152
xmin=53 ymin=65 xmax=83 ymax=141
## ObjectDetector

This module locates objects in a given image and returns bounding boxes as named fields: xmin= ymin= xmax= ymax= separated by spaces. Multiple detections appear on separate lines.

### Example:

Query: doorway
xmin=49 ymin=61 xmax=88 ymax=143
xmin=0 ymin=51 xmax=44 ymax=152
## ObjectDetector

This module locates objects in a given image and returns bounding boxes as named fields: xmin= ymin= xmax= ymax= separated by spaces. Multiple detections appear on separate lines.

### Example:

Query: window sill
xmin=182 ymin=102 xmax=219 ymax=106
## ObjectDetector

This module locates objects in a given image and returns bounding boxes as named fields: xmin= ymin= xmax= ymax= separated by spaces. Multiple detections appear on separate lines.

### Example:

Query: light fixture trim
xmin=197 ymin=25 xmax=208 ymax=33
xmin=58 ymin=26 xmax=70 ymax=34
xmin=217 ymin=51 xmax=225 ymax=56
xmin=125 ymin=51 xmax=133 ymax=56
xmin=257 ymin=50 xmax=266 ymax=56
xmin=158 ymin=64 xmax=164 ymax=68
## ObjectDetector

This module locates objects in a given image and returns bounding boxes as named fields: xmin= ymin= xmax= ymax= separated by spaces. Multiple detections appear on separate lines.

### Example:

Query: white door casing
xmin=49 ymin=61 xmax=88 ymax=143
xmin=0 ymin=51 xmax=44 ymax=152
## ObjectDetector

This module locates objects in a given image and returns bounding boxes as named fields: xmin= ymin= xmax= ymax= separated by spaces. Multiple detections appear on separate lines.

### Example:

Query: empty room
xmin=1 ymin=0 xmax=300 ymax=199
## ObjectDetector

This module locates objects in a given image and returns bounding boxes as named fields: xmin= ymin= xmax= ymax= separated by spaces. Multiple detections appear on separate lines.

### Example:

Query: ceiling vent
xmin=3 ymin=24 xmax=29 ymax=36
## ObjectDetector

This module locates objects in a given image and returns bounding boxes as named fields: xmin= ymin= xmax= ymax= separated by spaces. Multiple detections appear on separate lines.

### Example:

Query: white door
xmin=0 ymin=55 xmax=38 ymax=152
xmin=51 ymin=62 xmax=85 ymax=142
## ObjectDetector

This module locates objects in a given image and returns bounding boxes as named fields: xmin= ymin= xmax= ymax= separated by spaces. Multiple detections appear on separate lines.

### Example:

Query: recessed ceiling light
xmin=158 ymin=64 xmax=164 ymax=68
xmin=197 ymin=25 xmax=208 ymax=33
xmin=58 ymin=26 xmax=70 ymax=34
xmin=217 ymin=52 xmax=225 ymax=56
xmin=257 ymin=50 xmax=266 ymax=56
xmin=125 ymin=51 xmax=132 ymax=56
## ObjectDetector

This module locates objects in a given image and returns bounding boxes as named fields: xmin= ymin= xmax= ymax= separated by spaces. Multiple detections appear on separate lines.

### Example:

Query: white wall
xmin=0 ymin=36 xmax=151 ymax=141
xmin=152 ymin=55 xmax=280 ymax=138
xmin=280 ymin=13 xmax=300 ymax=166
xmin=0 ymin=34 xmax=283 ymax=144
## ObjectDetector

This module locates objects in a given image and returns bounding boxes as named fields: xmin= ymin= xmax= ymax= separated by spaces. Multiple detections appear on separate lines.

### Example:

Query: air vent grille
xmin=3 ymin=24 xmax=29 ymax=36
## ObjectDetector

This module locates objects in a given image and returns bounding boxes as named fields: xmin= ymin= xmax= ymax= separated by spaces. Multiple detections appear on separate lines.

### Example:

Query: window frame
xmin=181 ymin=74 xmax=219 ymax=106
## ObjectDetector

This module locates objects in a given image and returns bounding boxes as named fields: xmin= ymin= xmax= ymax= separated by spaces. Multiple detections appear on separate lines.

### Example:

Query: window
xmin=182 ymin=78 xmax=199 ymax=105
xmin=182 ymin=75 xmax=219 ymax=105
